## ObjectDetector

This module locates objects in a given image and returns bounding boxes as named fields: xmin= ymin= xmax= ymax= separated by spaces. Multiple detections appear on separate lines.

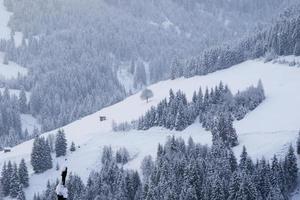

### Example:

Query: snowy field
xmin=0 ymin=59 xmax=300 ymax=198
xmin=0 ymin=52 xmax=28 ymax=79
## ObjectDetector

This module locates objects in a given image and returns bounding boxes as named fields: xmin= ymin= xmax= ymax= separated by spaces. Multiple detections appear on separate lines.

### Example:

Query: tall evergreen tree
xmin=55 ymin=129 xmax=67 ymax=157
xmin=19 ymin=87 xmax=27 ymax=114
xmin=297 ymin=130 xmax=300 ymax=155
xmin=31 ymin=137 xmax=52 ymax=173
xmin=9 ymin=163 xmax=21 ymax=198
xmin=284 ymin=145 xmax=298 ymax=191
xmin=16 ymin=186 xmax=26 ymax=200
xmin=18 ymin=159 xmax=29 ymax=188
xmin=1 ymin=162 xmax=10 ymax=196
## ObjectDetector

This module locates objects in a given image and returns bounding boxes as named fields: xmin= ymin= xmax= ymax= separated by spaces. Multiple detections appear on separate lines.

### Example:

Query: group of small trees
xmin=31 ymin=129 xmax=69 ymax=173
xmin=101 ymin=146 xmax=130 ymax=165
xmin=36 ymin=137 xmax=298 ymax=200
xmin=31 ymin=136 xmax=53 ymax=173
xmin=1 ymin=159 xmax=28 ymax=199
xmin=136 ymin=81 xmax=265 ymax=147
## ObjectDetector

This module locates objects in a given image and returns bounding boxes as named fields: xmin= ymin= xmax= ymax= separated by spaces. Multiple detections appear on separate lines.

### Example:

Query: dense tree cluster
xmin=1 ymin=159 xmax=28 ymax=199
xmin=36 ymin=137 xmax=298 ymax=200
xmin=136 ymin=81 xmax=265 ymax=146
xmin=0 ymin=87 xmax=29 ymax=149
xmin=172 ymin=4 xmax=300 ymax=79
xmin=31 ymin=136 xmax=52 ymax=173
xmin=31 ymin=129 xmax=69 ymax=173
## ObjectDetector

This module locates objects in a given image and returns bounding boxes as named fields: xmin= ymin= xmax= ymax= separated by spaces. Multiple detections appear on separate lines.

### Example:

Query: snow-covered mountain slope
xmin=1 ymin=58 xmax=300 ymax=199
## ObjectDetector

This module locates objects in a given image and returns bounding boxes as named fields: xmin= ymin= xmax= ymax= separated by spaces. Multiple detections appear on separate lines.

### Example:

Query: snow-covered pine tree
xmin=1 ymin=162 xmax=10 ymax=196
xmin=239 ymin=146 xmax=248 ymax=171
xmin=70 ymin=141 xmax=76 ymax=152
xmin=101 ymin=146 xmax=113 ymax=165
xmin=66 ymin=173 xmax=85 ymax=200
xmin=228 ymin=172 xmax=241 ymax=200
xmin=9 ymin=163 xmax=21 ymax=198
xmin=31 ymin=137 xmax=52 ymax=173
xmin=18 ymin=87 xmax=27 ymax=114
xmin=18 ymin=159 xmax=29 ymax=188
xmin=55 ymin=129 xmax=67 ymax=157
xmin=266 ymin=184 xmax=285 ymax=200
xmin=175 ymin=102 xmax=186 ymax=131
xmin=297 ymin=130 xmax=300 ymax=155
xmin=294 ymin=40 xmax=300 ymax=56
xmin=16 ymin=185 xmax=26 ymax=200
xmin=283 ymin=145 xmax=298 ymax=191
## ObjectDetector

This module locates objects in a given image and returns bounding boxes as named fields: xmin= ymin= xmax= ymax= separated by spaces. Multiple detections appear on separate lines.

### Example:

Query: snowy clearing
xmin=0 ymin=58 xmax=300 ymax=198
xmin=21 ymin=114 xmax=41 ymax=134
xmin=0 ymin=52 xmax=28 ymax=79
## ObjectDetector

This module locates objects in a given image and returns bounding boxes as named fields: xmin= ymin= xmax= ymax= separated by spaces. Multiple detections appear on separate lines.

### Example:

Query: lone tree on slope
xmin=55 ymin=129 xmax=67 ymax=157
xmin=140 ymin=88 xmax=154 ymax=103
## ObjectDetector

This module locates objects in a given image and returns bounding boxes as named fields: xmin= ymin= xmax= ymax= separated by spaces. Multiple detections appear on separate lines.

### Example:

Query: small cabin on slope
xmin=99 ymin=116 xmax=107 ymax=121
xmin=3 ymin=147 xmax=11 ymax=153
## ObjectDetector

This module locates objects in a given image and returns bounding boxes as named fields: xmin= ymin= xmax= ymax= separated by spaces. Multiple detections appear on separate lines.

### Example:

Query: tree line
xmin=35 ymin=136 xmax=298 ymax=200
xmin=1 ymin=159 xmax=29 ymax=200
xmin=171 ymin=4 xmax=300 ymax=79
xmin=115 ymin=81 xmax=265 ymax=147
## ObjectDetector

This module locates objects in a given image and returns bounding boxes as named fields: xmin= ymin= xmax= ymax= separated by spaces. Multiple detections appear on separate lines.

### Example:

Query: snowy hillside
xmin=0 ymin=58 xmax=299 ymax=199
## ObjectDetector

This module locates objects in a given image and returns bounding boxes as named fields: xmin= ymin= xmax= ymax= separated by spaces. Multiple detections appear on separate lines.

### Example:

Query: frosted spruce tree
xmin=18 ymin=159 xmax=29 ymax=188
xmin=70 ymin=141 xmax=76 ymax=152
xmin=31 ymin=137 xmax=52 ymax=173
xmin=9 ymin=164 xmax=21 ymax=198
xmin=55 ymin=129 xmax=67 ymax=157
xmin=18 ymin=87 xmax=27 ymax=114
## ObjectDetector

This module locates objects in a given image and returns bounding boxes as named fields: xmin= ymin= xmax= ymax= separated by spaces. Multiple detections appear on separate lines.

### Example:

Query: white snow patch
xmin=116 ymin=62 xmax=135 ymax=93
xmin=21 ymin=114 xmax=41 ymax=134
xmin=0 ymin=52 xmax=28 ymax=79
xmin=0 ymin=58 xmax=299 ymax=198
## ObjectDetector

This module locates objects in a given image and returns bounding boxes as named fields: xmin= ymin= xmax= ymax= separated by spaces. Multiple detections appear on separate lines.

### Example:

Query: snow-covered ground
xmin=0 ymin=52 xmax=28 ymax=79
xmin=0 ymin=0 xmax=23 ymax=46
xmin=21 ymin=114 xmax=41 ymax=134
xmin=0 ymin=59 xmax=300 ymax=199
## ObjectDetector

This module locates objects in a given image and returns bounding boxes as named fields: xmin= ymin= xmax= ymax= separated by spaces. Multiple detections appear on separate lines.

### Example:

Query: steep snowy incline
xmin=0 ymin=58 xmax=300 ymax=199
